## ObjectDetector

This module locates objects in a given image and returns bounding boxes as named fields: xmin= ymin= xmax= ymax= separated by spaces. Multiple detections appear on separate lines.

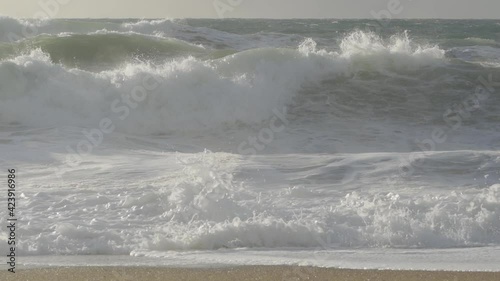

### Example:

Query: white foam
xmin=1 ymin=147 xmax=499 ymax=256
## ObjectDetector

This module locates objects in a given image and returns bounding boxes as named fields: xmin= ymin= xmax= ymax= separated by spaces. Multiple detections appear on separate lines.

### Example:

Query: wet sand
xmin=1 ymin=266 xmax=499 ymax=281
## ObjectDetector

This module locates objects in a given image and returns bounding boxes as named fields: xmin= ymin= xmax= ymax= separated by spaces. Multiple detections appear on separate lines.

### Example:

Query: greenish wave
xmin=0 ymin=33 xmax=234 ymax=69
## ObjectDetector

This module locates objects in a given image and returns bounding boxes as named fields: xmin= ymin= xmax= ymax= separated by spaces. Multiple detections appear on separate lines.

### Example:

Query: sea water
xmin=0 ymin=17 xmax=499 ymax=270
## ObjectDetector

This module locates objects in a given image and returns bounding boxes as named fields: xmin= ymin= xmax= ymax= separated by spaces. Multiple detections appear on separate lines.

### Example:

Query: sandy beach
xmin=1 ymin=266 xmax=499 ymax=281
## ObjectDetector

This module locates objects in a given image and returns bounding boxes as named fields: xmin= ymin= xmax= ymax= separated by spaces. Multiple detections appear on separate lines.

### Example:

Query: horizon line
xmin=2 ymin=15 xmax=500 ymax=20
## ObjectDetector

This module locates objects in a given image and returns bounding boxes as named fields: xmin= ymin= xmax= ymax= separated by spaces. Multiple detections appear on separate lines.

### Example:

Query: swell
xmin=0 ymin=33 xmax=223 ymax=69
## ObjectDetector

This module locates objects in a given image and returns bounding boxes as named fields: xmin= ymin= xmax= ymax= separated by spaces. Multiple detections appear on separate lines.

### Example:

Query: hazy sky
xmin=2 ymin=0 xmax=500 ymax=19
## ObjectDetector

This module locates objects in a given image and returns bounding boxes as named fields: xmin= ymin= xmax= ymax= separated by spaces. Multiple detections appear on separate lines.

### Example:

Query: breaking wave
xmin=0 ymin=31 xmax=445 ymax=134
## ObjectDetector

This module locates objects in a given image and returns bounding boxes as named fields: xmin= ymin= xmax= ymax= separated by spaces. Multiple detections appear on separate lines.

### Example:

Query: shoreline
xmin=2 ymin=266 xmax=499 ymax=281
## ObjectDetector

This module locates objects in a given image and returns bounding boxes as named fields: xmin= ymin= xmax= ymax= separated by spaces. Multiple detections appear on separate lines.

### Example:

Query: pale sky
xmin=2 ymin=0 xmax=500 ymax=19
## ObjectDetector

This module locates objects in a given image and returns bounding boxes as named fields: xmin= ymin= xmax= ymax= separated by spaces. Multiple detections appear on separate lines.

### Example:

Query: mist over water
xmin=0 ymin=17 xmax=500 ymax=268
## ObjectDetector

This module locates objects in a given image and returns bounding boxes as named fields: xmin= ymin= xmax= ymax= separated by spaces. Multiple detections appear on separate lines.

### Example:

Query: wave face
xmin=1 ymin=18 xmax=500 ymax=259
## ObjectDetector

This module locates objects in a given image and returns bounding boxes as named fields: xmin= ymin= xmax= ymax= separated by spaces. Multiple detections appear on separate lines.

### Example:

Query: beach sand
xmin=1 ymin=266 xmax=499 ymax=281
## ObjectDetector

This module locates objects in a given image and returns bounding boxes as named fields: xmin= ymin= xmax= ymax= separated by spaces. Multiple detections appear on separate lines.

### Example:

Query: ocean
xmin=1 ymin=17 xmax=500 ymax=270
